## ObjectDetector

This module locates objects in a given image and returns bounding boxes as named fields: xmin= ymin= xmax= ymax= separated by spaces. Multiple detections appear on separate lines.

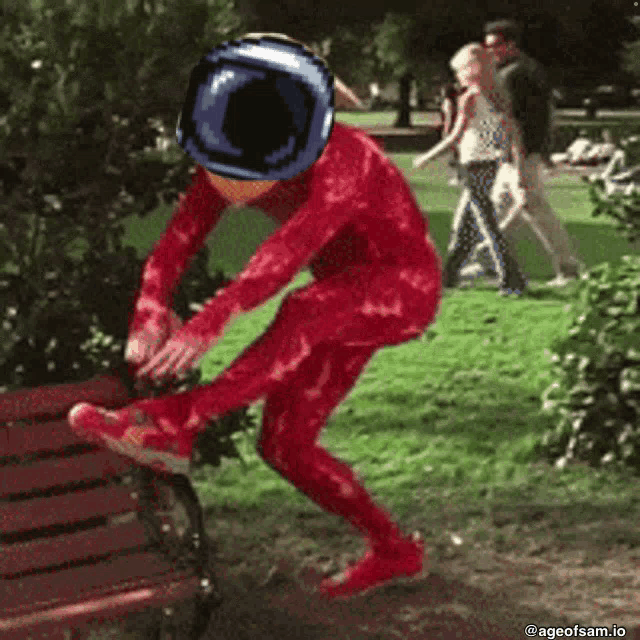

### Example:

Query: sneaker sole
xmin=100 ymin=433 xmax=191 ymax=476
xmin=69 ymin=404 xmax=190 ymax=476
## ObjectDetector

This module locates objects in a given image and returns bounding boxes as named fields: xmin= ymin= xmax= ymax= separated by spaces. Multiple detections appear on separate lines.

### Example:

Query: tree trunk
xmin=393 ymin=72 xmax=413 ymax=128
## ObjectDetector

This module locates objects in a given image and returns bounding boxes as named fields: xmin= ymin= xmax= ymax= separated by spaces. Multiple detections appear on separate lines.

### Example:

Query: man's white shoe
xmin=459 ymin=263 xmax=484 ymax=279
xmin=545 ymin=274 xmax=573 ymax=287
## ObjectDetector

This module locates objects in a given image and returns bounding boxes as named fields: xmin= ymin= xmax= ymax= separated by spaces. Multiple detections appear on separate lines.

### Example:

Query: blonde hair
xmin=449 ymin=43 xmax=489 ymax=72
xmin=450 ymin=42 xmax=513 ymax=117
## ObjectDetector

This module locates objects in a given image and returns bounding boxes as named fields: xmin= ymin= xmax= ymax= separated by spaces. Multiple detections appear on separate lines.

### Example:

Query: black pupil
xmin=223 ymin=78 xmax=296 ymax=158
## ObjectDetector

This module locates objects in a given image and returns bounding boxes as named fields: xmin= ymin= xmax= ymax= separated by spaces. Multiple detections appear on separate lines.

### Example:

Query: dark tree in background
xmin=235 ymin=0 xmax=640 ymax=124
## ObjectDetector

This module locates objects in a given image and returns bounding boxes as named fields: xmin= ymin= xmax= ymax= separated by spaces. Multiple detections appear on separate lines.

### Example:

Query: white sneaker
xmin=545 ymin=274 xmax=572 ymax=287
xmin=448 ymin=177 xmax=460 ymax=186
xmin=459 ymin=263 xmax=484 ymax=278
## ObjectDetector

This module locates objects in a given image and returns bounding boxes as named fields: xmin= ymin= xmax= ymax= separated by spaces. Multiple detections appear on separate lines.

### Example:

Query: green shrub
xmin=587 ymin=179 xmax=640 ymax=245
xmin=0 ymin=241 xmax=256 ymax=470
xmin=0 ymin=0 xmax=253 ymax=470
xmin=538 ymin=256 xmax=640 ymax=474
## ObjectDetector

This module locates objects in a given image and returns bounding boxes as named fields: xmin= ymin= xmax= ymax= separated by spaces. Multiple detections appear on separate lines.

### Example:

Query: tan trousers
xmin=471 ymin=154 xmax=580 ymax=276
xmin=504 ymin=153 xmax=580 ymax=274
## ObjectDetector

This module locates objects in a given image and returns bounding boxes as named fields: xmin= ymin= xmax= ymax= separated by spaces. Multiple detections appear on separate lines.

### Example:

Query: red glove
xmin=125 ymin=303 xmax=183 ymax=373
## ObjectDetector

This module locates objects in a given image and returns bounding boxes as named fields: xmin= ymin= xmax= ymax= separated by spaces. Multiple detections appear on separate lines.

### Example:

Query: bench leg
xmin=147 ymin=607 xmax=179 ymax=640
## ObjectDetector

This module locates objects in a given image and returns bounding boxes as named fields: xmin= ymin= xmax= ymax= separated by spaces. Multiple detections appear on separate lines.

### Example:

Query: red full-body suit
xmin=129 ymin=122 xmax=442 ymax=547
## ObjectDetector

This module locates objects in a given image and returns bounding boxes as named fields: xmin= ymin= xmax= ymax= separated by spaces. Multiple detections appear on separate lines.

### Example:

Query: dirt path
xmin=198 ymin=516 xmax=640 ymax=640
xmin=91 ymin=502 xmax=640 ymax=640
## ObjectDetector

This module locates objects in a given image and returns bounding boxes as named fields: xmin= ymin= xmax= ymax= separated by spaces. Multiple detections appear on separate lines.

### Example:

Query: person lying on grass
xmin=581 ymin=129 xmax=618 ymax=166
xmin=550 ymin=129 xmax=593 ymax=166
xmin=67 ymin=33 xmax=442 ymax=600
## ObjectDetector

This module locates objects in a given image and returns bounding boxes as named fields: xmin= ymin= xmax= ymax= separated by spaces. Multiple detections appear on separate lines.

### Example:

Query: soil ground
xmin=98 ymin=503 xmax=639 ymax=640
xmin=197 ymin=508 xmax=640 ymax=640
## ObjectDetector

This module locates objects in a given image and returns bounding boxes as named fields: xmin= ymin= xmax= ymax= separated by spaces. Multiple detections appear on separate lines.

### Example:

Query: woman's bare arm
xmin=412 ymin=90 xmax=475 ymax=171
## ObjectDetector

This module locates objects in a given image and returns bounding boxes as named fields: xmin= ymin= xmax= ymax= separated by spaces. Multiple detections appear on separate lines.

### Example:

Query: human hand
xmin=135 ymin=325 xmax=219 ymax=383
xmin=125 ymin=306 xmax=183 ymax=371
xmin=412 ymin=152 xmax=432 ymax=171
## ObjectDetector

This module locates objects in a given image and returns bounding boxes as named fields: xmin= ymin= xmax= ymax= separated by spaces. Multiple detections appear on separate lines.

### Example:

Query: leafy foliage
xmin=622 ymin=36 xmax=640 ymax=81
xmin=0 ymin=0 xmax=254 ymax=469
xmin=538 ymin=256 xmax=640 ymax=475
xmin=588 ymin=180 xmax=640 ymax=245
xmin=324 ymin=25 xmax=377 ymax=91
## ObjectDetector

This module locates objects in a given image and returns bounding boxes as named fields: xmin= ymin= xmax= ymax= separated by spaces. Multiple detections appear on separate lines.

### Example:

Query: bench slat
xmin=0 ymin=577 xmax=201 ymax=639
xmin=0 ymin=380 xmax=214 ymax=638
xmin=0 ymin=519 xmax=151 ymax=575
xmin=1 ymin=550 xmax=195 ymax=618
xmin=1 ymin=485 xmax=137 ymax=534
xmin=1 ymin=418 xmax=87 ymax=458
xmin=0 ymin=450 xmax=133 ymax=498
xmin=0 ymin=375 xmax=130 ymax=422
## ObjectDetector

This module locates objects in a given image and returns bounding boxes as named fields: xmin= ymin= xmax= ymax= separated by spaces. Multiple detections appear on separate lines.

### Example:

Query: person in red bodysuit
xmin=68 ymin=34 xmax=442 ymax=599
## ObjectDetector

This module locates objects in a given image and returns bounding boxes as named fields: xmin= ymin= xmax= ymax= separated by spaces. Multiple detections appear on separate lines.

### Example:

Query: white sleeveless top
xmin=458 ymin=91 xmax=507 ymax=165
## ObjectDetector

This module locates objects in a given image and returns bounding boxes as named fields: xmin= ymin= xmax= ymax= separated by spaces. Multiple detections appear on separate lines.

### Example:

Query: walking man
xmin=480 ymin=20 xmax=582 ymax=286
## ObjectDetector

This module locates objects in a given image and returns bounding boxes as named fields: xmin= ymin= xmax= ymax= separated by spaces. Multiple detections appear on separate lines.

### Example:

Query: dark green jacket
xmin=497 ymin=52 xmax=553 ymax=157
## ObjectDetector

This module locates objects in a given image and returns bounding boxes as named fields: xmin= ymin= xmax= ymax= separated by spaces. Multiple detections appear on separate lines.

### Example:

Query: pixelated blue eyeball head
xmin=176 ymin=35 xmax=335 ymax=181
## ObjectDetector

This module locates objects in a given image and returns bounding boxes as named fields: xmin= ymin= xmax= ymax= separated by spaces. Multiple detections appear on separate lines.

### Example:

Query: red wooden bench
xmin=0 ymin=373 xmax=221 ymax=639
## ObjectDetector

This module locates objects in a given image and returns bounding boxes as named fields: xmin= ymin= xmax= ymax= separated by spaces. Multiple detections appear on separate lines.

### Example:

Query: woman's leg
xmin=462 ymin=162 xmax=527 ymax=292
xmin=442 ymin=184 xmax=482 ymax=287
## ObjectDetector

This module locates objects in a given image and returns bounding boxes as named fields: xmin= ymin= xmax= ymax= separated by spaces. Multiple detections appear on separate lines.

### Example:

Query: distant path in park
xmin=339 ymin=108 xmax=640 ymax=133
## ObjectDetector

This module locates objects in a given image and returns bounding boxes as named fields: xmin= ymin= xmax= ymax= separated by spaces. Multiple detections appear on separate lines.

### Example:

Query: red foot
xmin=68 ymin=403 xmax=194 ymax=476
xmin=318 ymin=531 xmax=427 ymax=599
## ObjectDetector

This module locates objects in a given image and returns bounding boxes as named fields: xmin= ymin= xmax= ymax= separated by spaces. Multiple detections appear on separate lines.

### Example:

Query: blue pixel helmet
xmin=177 ymin=34 xmax=335 ymax=181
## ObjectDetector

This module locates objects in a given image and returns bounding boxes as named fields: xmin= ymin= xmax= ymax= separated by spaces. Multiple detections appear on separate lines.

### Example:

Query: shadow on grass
xmin=488 ymin=499 xmax=640 ymax=538
xmin=446 ymin=279 xmax=579 ymax=301
xmin=348 ymin=371 xmax=552 ymax=440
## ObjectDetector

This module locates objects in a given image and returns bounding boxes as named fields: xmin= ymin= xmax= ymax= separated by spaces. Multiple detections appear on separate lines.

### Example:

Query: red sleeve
xmin=182 ymin=127 xmax=369 ymax=337
xmin=372 ymin=147 xmax=431 ymax=238
xmin=131 ymin=166 xmax=226 ymax=328
xmin=183 ymin=188 xmax=356 ymax=336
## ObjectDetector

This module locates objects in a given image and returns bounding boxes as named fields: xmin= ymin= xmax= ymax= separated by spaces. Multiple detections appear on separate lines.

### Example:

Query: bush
xmin=538 ymin=256 xmax=640 ymax=474
xmin=587 ymin=179 xmax=640 ymax=245
xmin=0 ymin=0 xmax=254 ymax=470
xmin=0 ymin=240 xmax=256 ymax=470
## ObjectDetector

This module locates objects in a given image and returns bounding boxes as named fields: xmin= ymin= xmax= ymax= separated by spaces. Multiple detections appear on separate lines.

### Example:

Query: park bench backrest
xmin=0 ymin=375 xmax=208 ymax=639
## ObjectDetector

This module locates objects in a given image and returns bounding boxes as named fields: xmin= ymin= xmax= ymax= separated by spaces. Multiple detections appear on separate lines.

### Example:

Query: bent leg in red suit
xmin=69 ymin=265 xmax=441 ymax=597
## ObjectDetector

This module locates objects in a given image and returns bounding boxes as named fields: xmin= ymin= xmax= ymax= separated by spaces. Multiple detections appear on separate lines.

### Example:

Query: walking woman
xmin=413 ymin=43 xmax=527 ymax=296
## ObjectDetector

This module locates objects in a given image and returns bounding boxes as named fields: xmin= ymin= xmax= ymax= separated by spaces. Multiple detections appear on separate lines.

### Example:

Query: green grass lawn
xmin=79 ymin=151 xmax=640 ymax=548
xmin=112 ymin=153 xmax=640 ymax=547
xmin=334 ymin=109 xmax=640 ymax=129
xmin=122 ymin=154 xmax=633 ymax=280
